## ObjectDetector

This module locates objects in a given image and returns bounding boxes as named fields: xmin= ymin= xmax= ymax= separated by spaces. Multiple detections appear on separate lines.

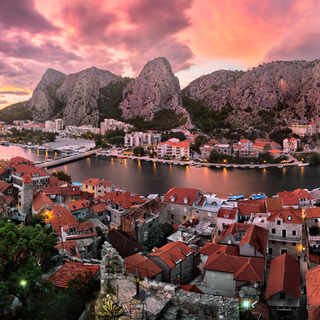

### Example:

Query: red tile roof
xmin=306 ymin=208 xmax=320 ymax=219
xmin=267 ymin=208 xmax=302 ymax=224
xmin=82 ymin=178 xmax=100 ymax=186
xmin=309 ymin=253 xmax=320 ymax=264
xmin=218 ymin=223 xmax=268 ymax=256
xmin=265 ymin=197 xmax=283 ymax=211
xmin=148 ymin=241 xmax=194 ymax=269
xmin=7 ymin=156 xmax=34 ymax=168
xmin=281 ymin=197 xmax=300 ymax=206
xmin=63 ymin=221 xmax=97 ymax=239
xmin=99 ymin=180 xmax=113 ymax=187
xmin=238 ymin=199 xmax=266 ymax=216
xmin=203 ymin=244 xmax=265 ymax=282
xmin=218 ymin=208 xmax=237 ymax=220
xmin=32 ymin=192 xmax=55 ymax=212
xmin=56 ymin=240 xmax=81 ymax=259
xmin=49 ymin=175 xmax=66 ymax=187
xmin=265 ymin=253 xmax=300 ymax=299
xmin=91 ymin=202 xmax=108 ymax=213
xmin=42 ymin=186 xmax=62 ymax=195
xmin=45 ymin=205 xmax=78 ymax=237
xmin=208 ymin=139 xmax=218 ymax=145
xmin=179 ymin=284 xmax=204 ymax=294
xmin=14 ymin=164 xmax=49 ymax=177
xmin=278 ymin=188 xmax=314 ymax=200
xmin=198 ymin=242 xmax=226 ymax=256
xmin=61 ymin=186 xmax=80 ymax=196
xmin=124 ymin=253 xmax=162 ymax=278
xmin=268 ymin=149 xmax=282 ymax=154
xmin=163 ymin=187 xmax=200 ymax=206
xmin=307 ymin=264 xmax=320 ymax=320
xmin=67 ymin=199 xmax=89 ymax=211
xmin=46 ymin=260 xmax=100 ymax=288
xmin=101 ymin=191 xmax=145 ymax=209
xmin=23 ymin=173 xmax=33 ymax=184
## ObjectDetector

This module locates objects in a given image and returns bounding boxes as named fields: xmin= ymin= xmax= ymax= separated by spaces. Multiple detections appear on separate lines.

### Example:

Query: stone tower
xmin=21 ymin=173 xmax=33 ymax=216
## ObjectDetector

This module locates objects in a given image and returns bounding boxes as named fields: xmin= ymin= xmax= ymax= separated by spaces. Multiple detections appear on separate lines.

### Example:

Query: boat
xmin=240 ymin=165 xmax=248 ymax=169
xmin=298 ymin=163 xmax=310 ymax=167
xmin=215 ymin=165 xmax=221 ymax=168
xmin=259 ymin=165 xmax=267 ymax=169
xmin=228 ymin=195 xmax=244 ymax=201
xmin=195 ymin=164 xmax=201 ymax=168
xmin=278 ymin=165 xmax=284 ymax=168
xmin=233 ymin=165 xmax=239 ymax=168
xmin=249 ymin=193 xmax=267 ymax=200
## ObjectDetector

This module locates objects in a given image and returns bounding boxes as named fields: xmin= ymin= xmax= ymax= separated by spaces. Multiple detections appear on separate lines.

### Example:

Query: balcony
xmin=269 ymin=234 xmax=301 ymax=242
xmin=267 ymin=299 xmax=300 ymax=308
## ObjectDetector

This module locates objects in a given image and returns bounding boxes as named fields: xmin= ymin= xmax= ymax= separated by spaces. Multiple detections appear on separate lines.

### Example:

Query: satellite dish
xmin=228 ymin=240 xmax=232 ymax=245
xmin=254 ymin=283 xmax=258 ymax=288
xmin=239 ymin=291 xmax=245 ymax=297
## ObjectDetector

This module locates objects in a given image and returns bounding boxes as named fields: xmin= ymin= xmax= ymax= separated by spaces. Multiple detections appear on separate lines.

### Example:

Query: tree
xmin=145 ymin=223 xmax=174 ymax=250
xmin=191 ymin=135 xmax=207 ymax=153
xmin=109 ymin=136 xmax=124 ymax=145
xmin=133 ymin=146 xmax=144 ymax=157
xmin=94 ymin=134 xmax=103 ymax=147
xmin=51 ymin=171 xmax=72 ymax=184
xmin=0 ymin=219 xmax=57 ymax=313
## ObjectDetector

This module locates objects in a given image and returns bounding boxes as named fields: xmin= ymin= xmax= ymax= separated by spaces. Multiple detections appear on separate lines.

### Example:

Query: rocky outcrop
xmin=119 ymin=57 xmax=192 ymax=128
xmin=183 ymin=59 xmax=320 ymax=126
xmin=26 ymin=68 xmax=66 ymax=122
xmin=57 ymin=67 xmax=123 ymax=126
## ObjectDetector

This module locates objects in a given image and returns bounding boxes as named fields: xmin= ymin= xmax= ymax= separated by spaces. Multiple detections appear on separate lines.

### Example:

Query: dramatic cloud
xmin=0 ymin=100 xmax=9 ymax=104
xmin=0 ymin=91 xmax=30 ymax=96
xmin=0 ymin=0 xmax=58 ymax=34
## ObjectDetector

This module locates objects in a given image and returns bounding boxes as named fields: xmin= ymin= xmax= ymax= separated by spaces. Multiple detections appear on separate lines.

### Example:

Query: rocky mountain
xmin=119 ymin=57 xmax=192 ymax=128
xmin=183 ymin=59 xmax=320 ymax=128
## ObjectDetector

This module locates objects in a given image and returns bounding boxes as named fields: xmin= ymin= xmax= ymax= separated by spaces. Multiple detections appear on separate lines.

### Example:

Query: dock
xmin=36 ymin=149 xmax=97 ymax=169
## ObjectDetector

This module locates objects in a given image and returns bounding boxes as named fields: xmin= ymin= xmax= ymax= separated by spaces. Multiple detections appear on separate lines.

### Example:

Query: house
xmin=265 ymin=253 xmax=300 ymax=313
xmin=267 ymin=208 xmax=302 ymax=259
xmin=157 ymin=139 xmax=190 ymax=160
xmin=239 ymin=139 xmax=253 ymax=149
xmin=67 ymin=199 xmax=91 ymax=221
xmin=278 ymin=188 xmax=314 ymax=207
xmin=218 ymin=223 xmax=269 ymax=258
xmin=268 ymin=149 xmax=283 ymax=158
xmin=90 ymin=202 xmax=109 ymax=225
xmin=124 ymin=253 xmax=162 ymax=280
xmin=163 ymin=187 xmax=205 ymax=224
xmin=121 ymin=198 xmax=168 ymax=243
xmin=148 ymin=241 xmax=194 ymax=285
xmin=199 ymin=243 xmax=265 ymax=298
xmin=306 ymin=264 xmax=320 ymax=320
xmin=306 ymin=208 xmax=320 ymax=254
xmin=283 ymin=138 xmax=300 ymax=153
xmin=213 ymin=144 xmax=232 ymax=155
xmin=7 ymin=156 xmax=34 ymax=168
xmin=107 ymin=229 xmax=146 ymax=258
xmin=0 ymin=180 xmax=18 ymax=206
xmin=237 ymin=199 xmax=266 ymax=222
xmin=291 ymin=121 xmax=317 ymax=137
xmin=46 ymin=260 xmax=100 ymax=288
xmin=82 ymin=178 xmax=115 ymax=198
xmin=42 ymin=186 xmax=81 ymax=203
xmin=199 ymin=145 xmax=213 ymax=160
xmin=32 ymin=192 xmax=55 ymax=215
xmin=252 ymin=141 xmax=271 ymax=154
xmin=269 ymin=141 xmax=281 ymax=150
xmin=217 ymin=208 xmax=238 ymax=235
xmin=56 ymin=240 xmax=81 ymax=259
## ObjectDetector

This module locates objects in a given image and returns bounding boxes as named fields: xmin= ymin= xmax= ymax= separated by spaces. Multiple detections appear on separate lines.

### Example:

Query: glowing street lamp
xmin=242 ymin=300 xmax=250 ymax=309
xmin=20 ymin=280 xmax=27 ymax=287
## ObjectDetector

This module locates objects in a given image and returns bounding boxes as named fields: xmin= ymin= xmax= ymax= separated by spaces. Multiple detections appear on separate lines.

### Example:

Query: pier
xmin=36 ymin=149 xmax=97 ymax=169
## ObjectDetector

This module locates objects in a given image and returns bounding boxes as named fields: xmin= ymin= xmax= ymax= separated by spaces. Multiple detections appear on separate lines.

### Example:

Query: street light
xmin=242 ymin=300 xmax=250 ymax=309
xmin=20 ymin=280 xmax=27 ymax=287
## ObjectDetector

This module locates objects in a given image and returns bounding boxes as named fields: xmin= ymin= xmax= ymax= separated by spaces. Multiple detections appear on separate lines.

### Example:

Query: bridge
xmin=36 ymin=149 xmax=97 ymax=169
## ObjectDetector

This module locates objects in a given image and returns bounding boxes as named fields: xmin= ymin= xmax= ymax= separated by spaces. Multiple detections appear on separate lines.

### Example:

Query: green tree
xmin=145 ymin=223 xmax=174 ymax=250
xmin=133 ymin=146 xmax=144 ymax=156
xmin=0 ymin=220 xmax=57 ymax=311
xmin=51 ymin=171 xmax=72 ymax=184
xmin=191 ymin=135 xmax=207 ymax=153
xmin=94 ymin=134 xmax=103 ymax=147
xmin=109 ymin=136 xmax=124 ymax=145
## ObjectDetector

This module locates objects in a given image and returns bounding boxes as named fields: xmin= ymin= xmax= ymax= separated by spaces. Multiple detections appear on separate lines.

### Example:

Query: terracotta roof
xmin=101 ymin=191 xmax=145 ymax=209
xmin=253 ymin=141 xmax=268 ymax=148
xmin=240 ymin=139 xmax=249 ymax=143
xmin=63 ymin=221 xmax=97 ymax=239
xmin=179 ymin=284 xmax=204 ymax=294
xmin=124 ymin=253 xmax=162 ymax=278
xmin=309 ymin=253 xmax=320 ymax=264
xmin=14 ymin=164 xmax=49 ymax=177
xmin=278 ymin=188 xmax=314 ymax=200
xmin=306 ymin=208 xmax=320 ymax=219
xmin=49 ymin=175 xmax=66 ymax=187
xmin=203 ymin=244 xmax=265 ymax=282
xmin=307 ymin=264 xmax=320 ymax=320
xmin=267 ymin=208 xmax=302 ymax=224
xmin=265 ymin=253 xmax=300 ymax=299
xmin=218 ymin=208 xmax=237 ymax=220
xmin=108 ymin=229 xmax=146 ymax=258
xmin=163 ymin=187 xmax=200 ymax=206
xmin=265 ymin=198 xmax=283 ymax=211
xmin=148 ymin=241 xmax=194 ymax=269
xmin=46 ymin=260 xmax=100 ymax=288
xmin=99 ymin=180 xmax=113 ymax=187
xmin=208 ymin=139 xmax=218 ymax=145
xmin=7 ymin=156 xmax=34 ymax=168
xmin=67 ymin=199 xmax=89 ymax=211
xmin=218 ymin=223 xmax=269 ymax=256
xmin=56 ymin=240 xmax=81 ymax=259
xmin=0 ymin=181 xmax=12 ymax=193
xmin=281 ymin=197 xmax=300 ymax=206
xmin=82 ymin=178 xmax=100 ymax=186
xmin=61 ymin=186 xmax=80 ymax=196
xmin=91 ymin=202 xmax=108 ymax=213
xmin=198 ymin=243 xmax=226 ymax=256
xmin=45 ymin=205 xmax=78 ymax=237
xmin=32 ymin=192 xmax=55 ymax=212
xmin=238 ymin=199 xmax=266 ymax=216
xmin=42 ymin=186 xmax=62 ymax=195
xmin=268 ymin=149 xmax=282 ymax=154
xmin=80 ymin=191 xmax=95 ymax=200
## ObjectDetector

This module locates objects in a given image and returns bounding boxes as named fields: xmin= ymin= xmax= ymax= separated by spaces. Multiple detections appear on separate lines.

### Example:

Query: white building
xmin=291 ymin=121 xmax=317 ymax=136
xmin=157 ymin=139 xmax=190 ymax=159
xmin=45 ymin=119 xmax=63 ymax=132
xmin=125 ymin=131 xmax=161 ymax=147
xmin=283 ymin=138 xmax=301 ymax=153
xmin=100 ymin=118 xmax=133 ymax=132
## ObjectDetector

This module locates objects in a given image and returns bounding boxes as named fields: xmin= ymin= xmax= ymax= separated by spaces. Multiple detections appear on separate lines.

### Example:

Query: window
xmin=282 ymin=242 xmax=286 ymax=246
xmin=92 ymin=186 xmax=95 ymax=190
xmin=272 ymin=228 xmax=276 ymax=234
xmin=292 ymin=242 xmax=296 ymax=246
xmin=280 ymin=292 xmax=286 ymax=299
xmin=292 ymin=230 xmax=296 ymax=236
xmin=224 ymin=274 xmax=232 ymax=280
xmin=171 ymin=214 xmax=174 ymax=219
xmin=277 ymin=220 xmax=281 ymax=225
xmin=272 ymin=241 xmax=275 ymax=244
xmin=315 ymin=219 xmax=318 ymax=223
xmin=183 ymin=216 xmax=187 ymax=220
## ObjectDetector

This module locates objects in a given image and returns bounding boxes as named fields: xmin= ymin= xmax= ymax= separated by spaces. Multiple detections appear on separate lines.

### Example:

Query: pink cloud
xmin=0 ymin=0 xmax=59 ymax=34
xmin=0 ymin=90 xmax=30 ymax=96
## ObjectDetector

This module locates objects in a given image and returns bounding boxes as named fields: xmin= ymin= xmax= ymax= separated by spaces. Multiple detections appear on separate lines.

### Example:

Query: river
xmin=1 ymin=145 xmax=320 ymax=197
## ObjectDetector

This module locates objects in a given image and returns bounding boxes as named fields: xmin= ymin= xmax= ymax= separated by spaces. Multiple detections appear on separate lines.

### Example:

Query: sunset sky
xmin=1 ymin=0 xmax=320 ymax=107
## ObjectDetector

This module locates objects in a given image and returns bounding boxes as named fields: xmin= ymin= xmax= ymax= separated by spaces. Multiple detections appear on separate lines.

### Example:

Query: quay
xmin=36 ymin=149 xmax=97 ymax=169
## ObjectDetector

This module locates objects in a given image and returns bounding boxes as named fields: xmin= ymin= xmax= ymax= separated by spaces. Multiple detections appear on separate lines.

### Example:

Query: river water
xmin=1 ymin=145 xmax=320 ymax=197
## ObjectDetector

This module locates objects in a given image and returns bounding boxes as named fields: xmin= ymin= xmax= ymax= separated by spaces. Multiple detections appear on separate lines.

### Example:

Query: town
xmin=0 ymin=149 xmax=320 ymax=319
